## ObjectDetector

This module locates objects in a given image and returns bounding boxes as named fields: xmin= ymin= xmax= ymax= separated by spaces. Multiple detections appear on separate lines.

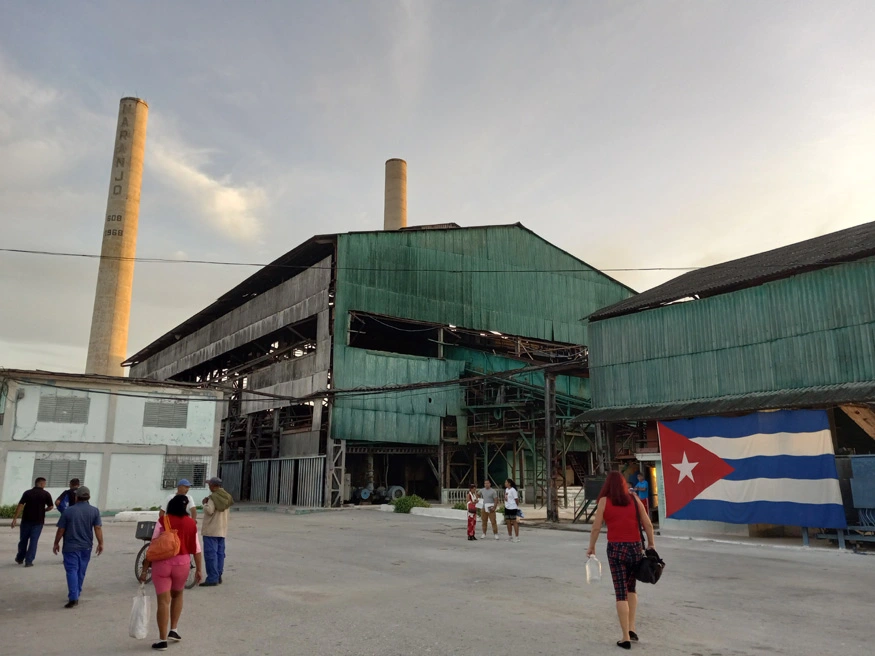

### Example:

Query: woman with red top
xmin=140 ymin=495 xmax=203 ymax=651
xmin=587 ymin=471 xmax=656 ymax=650
xmin=466 ymin=484 xmax=478 ymax=541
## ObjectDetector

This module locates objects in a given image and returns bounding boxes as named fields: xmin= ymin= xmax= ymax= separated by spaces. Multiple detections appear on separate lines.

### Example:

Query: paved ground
xmin=0 ymin=509 xmax=869 ymax=656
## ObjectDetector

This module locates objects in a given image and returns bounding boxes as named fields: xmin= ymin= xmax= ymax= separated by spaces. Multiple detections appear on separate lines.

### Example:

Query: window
xmin=143 ymin=400 xmax=189 ymax=429
xmin=33 ymin=457 xmax=86 ymax=487
xmin=37 ymin=395 xmax=91 ymax=424
xmin=162 ymin=455 xmax=208 ymax=489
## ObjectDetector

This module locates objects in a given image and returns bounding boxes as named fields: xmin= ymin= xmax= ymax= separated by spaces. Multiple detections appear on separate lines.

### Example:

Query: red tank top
xmin=603 ymin=497 xmax=641 ymax=543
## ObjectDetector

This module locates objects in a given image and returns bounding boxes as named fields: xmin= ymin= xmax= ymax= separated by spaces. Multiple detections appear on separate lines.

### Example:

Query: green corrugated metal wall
xmin=331 ymin=348 xmax=465 ymax=444
xmin=332 ymin=226 xmax=633 ymax=443
xmin=588 ymin=258 xmax=875 ymax=409
xmin=444 ymin=345 xmax=591 ymax=409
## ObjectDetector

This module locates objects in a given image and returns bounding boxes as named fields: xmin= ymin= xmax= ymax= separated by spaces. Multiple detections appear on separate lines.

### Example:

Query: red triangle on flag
xmin=658 ymin=422 xmax=735 ymax=517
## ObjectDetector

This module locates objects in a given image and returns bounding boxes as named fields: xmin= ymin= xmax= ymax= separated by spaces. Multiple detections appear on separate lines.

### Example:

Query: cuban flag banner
xmin=657 ymin=410 xmax=847 ymax=528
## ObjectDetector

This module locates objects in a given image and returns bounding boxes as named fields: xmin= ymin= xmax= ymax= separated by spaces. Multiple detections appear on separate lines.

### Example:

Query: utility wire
xmin=0 ymin=359 xmax=580 ymax=405
xmin=4 ymin=245 xmax=868 ymax=273
xmin=0 ymin=246 xmax=699 ymax=272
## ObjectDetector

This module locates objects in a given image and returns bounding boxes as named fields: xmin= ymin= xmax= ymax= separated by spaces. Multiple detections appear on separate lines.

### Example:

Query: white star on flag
xmin=671 ymin=452 xmax=698 ymax=483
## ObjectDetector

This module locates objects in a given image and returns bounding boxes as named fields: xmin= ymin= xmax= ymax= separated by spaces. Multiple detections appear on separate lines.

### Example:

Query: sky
xmin=2 ymin=1 xmax=875 ymax=373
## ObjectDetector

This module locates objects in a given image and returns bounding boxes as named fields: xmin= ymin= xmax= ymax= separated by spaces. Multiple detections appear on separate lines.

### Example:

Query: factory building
xmin=125 ymin=162 xmax=634 ymax=507
xmin=579 ymin=221 xmax=875 ymax=538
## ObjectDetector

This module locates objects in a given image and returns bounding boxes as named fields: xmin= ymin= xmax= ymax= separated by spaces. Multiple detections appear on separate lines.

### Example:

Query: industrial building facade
xmin=125 ymin=223 xmax=634 ymax=507
xmin=581 ymin=221 xmax=875 ymax=537
xmin=0 ymin=370 xmax=223 ymax=510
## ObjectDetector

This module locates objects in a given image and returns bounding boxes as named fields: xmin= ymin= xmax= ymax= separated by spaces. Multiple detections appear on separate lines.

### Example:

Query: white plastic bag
xmin=129 ymin=584 xmax=150 ymax=639
xmin=585 ymin=555 xmax=602 ymax=584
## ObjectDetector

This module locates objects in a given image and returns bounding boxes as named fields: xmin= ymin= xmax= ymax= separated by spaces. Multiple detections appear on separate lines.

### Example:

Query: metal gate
xmin=218 ymin=461 xmax=242 ymax=502
xmin=247 ymin=456 xmax=324 ymax=507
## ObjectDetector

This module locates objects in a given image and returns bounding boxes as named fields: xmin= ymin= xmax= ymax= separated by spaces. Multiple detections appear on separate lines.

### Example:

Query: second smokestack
xmin=383 ymin=158 xmax=407 ymax=230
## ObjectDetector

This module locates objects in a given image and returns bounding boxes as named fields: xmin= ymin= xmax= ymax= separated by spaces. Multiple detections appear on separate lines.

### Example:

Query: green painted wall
xmin=331 ymin=226 xmax=632 ymax=443
xmin=588 ymin=258 xmax=875 ymax=410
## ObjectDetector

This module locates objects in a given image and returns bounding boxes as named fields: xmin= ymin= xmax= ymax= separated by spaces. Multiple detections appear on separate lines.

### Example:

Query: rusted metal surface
xmin=131 ymin=257 xmax=332 ymax=379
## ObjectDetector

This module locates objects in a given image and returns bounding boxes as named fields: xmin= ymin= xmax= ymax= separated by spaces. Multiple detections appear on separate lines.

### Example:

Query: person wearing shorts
xmin=503 ymin=479 xmax=521 ymax=542
xmin=140 ymin=495 xmax=203 ymax=651
xmin=479 ymin=480 xmax=500 ymax=540
xmin=586 ymin=471 xmax=655 ymax=650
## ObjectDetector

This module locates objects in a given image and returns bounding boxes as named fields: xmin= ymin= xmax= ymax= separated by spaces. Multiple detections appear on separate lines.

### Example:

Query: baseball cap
xmin=207 ymin=477 xmax=222 ymax=486
xmin=178 ymin=479 xmax=192 ymax=487
xmin=75 ymin=486 xmax=91 ymax=498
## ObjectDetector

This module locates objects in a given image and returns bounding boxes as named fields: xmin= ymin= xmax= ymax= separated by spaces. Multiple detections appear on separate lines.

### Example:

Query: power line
xmin=0 ymin=246 xmax=698 ymax=273
xmin=0 ymin=359 xmax=580 ymax=405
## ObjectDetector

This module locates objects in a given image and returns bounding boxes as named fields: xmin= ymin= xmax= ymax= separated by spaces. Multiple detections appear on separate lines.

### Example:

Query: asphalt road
xmin=0 ymin=509 xmax=868 ymax=655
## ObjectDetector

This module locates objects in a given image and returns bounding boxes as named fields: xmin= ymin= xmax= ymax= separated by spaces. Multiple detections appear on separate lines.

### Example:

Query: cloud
xmin=148 ymin=132 xmax=267 ymax=242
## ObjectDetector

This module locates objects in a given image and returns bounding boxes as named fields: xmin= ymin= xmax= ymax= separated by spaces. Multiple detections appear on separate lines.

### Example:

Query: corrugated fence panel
xmin=588 ymin=258 xmax=875 ymax=409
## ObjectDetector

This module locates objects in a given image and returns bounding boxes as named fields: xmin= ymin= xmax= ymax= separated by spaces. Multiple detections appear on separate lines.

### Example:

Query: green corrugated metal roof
xmin=588 ymin=258 xmax=875 ymax=411
xmin=578 ymin=381 xmax=875 ymax=422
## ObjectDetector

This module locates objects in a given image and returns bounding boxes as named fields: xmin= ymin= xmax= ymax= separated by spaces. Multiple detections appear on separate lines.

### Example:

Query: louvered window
xmin=143 ymin=400 xmax=189 ymax=428
xmin=162 ymin=456 xmax=207 ymax=489
xmin=37 ymin=395 xmax=91 ymax=424
xmin=33 ymin=458 xmax=86 ymax=487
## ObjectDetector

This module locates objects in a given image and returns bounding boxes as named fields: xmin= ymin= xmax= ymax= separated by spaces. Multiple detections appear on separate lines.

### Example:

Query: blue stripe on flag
xmin=670 ymin=499 xmax=847 ymax=528
xmin=722 ymin=455 xmax=840 ymax=481
xmin=663 ymin=409 xmax=829 ymax=439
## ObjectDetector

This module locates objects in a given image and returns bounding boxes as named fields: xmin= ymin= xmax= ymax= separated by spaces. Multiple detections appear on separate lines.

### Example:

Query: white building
xmin=0 ymin=369 xmax=223 ymax=511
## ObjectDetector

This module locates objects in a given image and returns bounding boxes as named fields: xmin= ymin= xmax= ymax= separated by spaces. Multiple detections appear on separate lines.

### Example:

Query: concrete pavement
xmin=0 ymin=509 xmax=868 ymax=655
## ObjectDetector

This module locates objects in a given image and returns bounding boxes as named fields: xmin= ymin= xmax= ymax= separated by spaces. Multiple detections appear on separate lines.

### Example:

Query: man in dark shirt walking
xmin=11 ymin=477 xmax=54 ymax=567
xmin=52 ymin=486 xmax=104 ymax=608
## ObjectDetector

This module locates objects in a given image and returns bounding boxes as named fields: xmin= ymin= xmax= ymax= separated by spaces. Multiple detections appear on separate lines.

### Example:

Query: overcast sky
xmin=2 ymin=1 xmax=875 ymax=373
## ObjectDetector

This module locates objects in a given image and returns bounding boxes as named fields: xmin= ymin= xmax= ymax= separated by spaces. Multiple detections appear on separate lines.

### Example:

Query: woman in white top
xmin=504 ymin=479 xmax=521 ymax=542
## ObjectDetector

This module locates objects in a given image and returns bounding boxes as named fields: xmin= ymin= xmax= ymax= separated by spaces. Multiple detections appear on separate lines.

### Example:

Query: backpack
xmin=56 ymin=489 xmax=73 ymax=514
xmin=145 ymin=515 xmax=180 ymax=562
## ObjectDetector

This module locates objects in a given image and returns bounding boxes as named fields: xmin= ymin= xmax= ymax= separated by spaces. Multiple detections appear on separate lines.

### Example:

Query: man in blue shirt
xmin=634 ymin=472 xmax=650 ymax=514
xmin=52 ymin=486 xmax=103 ymax=608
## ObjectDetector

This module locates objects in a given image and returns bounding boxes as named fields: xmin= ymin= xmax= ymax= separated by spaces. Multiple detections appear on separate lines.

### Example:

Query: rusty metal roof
xmin=589 ymin=220 xmax=875 ymax=321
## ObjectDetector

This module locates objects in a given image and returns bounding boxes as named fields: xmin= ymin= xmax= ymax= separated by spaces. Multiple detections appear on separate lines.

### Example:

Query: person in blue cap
xmin=159 ymin=480 xmax=197 ymax=523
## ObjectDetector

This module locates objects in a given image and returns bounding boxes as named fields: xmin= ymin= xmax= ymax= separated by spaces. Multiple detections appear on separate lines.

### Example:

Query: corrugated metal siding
xmin=335 ymin=227 xmax=633 ymax=344
xmin=446 ymin=346 xmax=590 ymax=403
xmin=332 ymin=226 xmax=633 ymax=443
xmin=331 ymin=348 xmax=466 ymax=444
xmin=589 ymin=258 xmax=875 ymax=409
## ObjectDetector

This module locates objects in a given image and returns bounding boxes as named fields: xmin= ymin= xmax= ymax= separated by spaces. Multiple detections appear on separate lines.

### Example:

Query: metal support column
xmin=545 ymin=373 xmax=558 ymax=522
xmin=242 ymin=415 xmax=253 ymax=501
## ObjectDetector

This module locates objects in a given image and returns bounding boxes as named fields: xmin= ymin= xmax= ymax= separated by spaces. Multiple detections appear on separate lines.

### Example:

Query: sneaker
xmin=219 ymin=576 xmax=223 ymax=584
xmin=514 ymin=538 xmax=521 ymax=543
xmin=168 ymin=630 xmax=182 ymax=642
xmin=481 ymin=534 xmax=486 ymax=540
xmin=507 ymin=536 xmax=513 ymax=542
xmin=152 ymin=641 xmax=168 ymax=651
xmin=64 ymin=600 xmax=78 ymax=609
xmin=494 ymin=534 xmax=499 ymax=541
xmin=199 ymin=581 xmax=218 ymax=587
xmin=24 ymin=562 xmax=34 ymax=567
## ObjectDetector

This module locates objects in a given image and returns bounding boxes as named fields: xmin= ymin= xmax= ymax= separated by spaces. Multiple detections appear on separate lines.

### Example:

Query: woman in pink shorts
xmin=139 ymin=495 xmax=203 ymax=651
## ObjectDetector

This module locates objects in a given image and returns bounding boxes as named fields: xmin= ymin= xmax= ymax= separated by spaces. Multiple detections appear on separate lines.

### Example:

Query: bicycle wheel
xmin=135 ymin=543 xmax=152 ymax=584
xmin=185 ymin=555 xmax=197 ymax=589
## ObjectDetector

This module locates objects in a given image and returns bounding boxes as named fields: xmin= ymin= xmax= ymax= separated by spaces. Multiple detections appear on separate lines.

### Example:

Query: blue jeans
xmin=203 ymin=536 xmax=225 ymax=583
xmin=63 ymin=550 xmax=92 ymax=601
xmin=16 ymin=522 xmax=44 ymax=564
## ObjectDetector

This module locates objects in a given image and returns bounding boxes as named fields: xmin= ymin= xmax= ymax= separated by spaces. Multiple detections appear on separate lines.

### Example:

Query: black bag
xmin=634 ymin=501 xmax=665 ymax=584
xmin=634 ymin=547 xmax=665 ymax=584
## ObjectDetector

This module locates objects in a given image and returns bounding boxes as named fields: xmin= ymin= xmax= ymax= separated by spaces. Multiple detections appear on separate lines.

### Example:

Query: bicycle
xmin=134 ymin=521 xmax=197 ymax=590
